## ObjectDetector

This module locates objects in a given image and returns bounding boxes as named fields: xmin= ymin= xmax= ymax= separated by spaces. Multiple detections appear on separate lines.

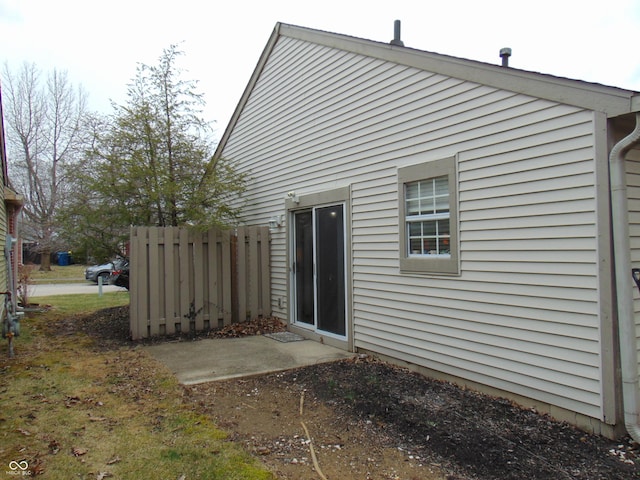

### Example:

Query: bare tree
xmin=1 ymin=63 xmax=88 ymax=270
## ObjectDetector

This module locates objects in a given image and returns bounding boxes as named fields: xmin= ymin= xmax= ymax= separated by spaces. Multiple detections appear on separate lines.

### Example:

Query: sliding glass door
xmin=292 ymin=204 xmax=346 ymax=337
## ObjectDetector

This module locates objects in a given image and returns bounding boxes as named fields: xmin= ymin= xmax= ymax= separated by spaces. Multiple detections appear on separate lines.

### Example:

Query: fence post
xmin=129 ymin=226 xmax=139 ymax=340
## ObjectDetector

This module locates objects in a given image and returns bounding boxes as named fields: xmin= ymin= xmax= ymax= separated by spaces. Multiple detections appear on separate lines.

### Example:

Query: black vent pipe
xmin=500 ymin=47 xmax=512 ymax=67
xmin=390 ymin=20 xmax=404 ymax=46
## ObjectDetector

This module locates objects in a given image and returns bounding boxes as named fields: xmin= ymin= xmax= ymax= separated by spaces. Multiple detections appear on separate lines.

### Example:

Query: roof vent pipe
xmin=390 ymin=20 xmax=404 ymax=46
xmin=500 ymin=47 xmax=512 ymax=67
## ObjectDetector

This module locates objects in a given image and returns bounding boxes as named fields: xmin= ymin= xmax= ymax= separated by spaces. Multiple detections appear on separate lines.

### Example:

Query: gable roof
xmin=215 ymin=22 xmax=640 ymax=157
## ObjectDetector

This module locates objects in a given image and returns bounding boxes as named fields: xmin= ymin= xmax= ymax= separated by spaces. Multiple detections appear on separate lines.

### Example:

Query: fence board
xmin=193 ymin=233 xmax=205 ymax=332
xmin=237 ymin=226 xmax=247 ymax=322
xmin=129 ymin=226 xmax=270 ymax=339
xmin=249 ymin=227 xmax=259 ymax=320
xmin=178 ymin=228 xmax=190 ymax=334
xmin=164 ymin=226 xmax=176 ymax=335
xmin=221 ymin=229 xmax=232 ymax=326
xmin=207 ymin=229 xmax=218 ymax=327
xmin=149 ymin=227 xmax=160 ymax=333
xmin=260 ymin=228 xmax=270 ymax=317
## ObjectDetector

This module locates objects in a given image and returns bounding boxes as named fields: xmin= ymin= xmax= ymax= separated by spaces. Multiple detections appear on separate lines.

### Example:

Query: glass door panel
xmin=294 ymin=211 xmax=314 ymax=325
xmin=315 ymin=205 xmax=345 ymax=336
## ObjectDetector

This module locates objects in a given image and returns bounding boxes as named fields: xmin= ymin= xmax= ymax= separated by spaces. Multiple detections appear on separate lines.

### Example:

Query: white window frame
xmin=398 ymin=156 xmax=459 ymax=275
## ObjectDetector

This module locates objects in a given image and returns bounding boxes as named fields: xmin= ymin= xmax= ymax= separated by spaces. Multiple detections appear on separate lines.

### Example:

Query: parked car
xmin=109 ymin=258 xmax=129 ymax=290
xmin=85 ymin=258 xmax=125 ymax=284
xmin=85 ymin=262 xmax=114 ymax=283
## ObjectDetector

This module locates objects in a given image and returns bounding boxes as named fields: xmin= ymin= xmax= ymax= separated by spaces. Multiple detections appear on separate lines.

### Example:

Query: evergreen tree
xmin=62 ymin=45 xmax=246 ymax=261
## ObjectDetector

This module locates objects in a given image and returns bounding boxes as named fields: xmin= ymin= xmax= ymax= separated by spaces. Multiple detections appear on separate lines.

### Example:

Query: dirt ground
xmin=77 ymin=306 xmax=640 ymax=480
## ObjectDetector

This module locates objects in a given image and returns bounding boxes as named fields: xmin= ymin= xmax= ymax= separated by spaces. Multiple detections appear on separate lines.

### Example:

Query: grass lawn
xmin=0 ymin=293 xmax=274 ymax=479
xmin=27 ymin=264 xmax=87 ymax=284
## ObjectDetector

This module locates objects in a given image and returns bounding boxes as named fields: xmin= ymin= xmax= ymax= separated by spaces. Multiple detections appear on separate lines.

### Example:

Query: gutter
xmin=610 ymin=112 xmax=640 ymax=443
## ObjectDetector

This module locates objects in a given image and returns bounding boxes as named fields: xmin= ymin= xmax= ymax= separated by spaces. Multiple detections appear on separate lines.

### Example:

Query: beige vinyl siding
xmin=627 ymin=147 xmax=640 ymax=378
xmin=0 ymin=170 xmax=7 ymax=293
xmin=0 ymin=187 xmax=6 ymax=293
xmin=222 ymin=36 xmax=605 ymax=419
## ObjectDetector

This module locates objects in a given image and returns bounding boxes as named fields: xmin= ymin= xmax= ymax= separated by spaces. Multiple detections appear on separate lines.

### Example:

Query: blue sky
xmin=1 ymin=0 xmax=639 ymax=140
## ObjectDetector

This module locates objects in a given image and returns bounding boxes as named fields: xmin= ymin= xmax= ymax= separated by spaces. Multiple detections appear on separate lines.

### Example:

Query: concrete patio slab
xmin=146 ymin=335 xmax=355 ymax=385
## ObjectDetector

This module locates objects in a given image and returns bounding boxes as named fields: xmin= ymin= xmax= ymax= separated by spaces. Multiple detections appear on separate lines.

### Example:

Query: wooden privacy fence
xmin=129 ymin=226 xmax=271 ymax=340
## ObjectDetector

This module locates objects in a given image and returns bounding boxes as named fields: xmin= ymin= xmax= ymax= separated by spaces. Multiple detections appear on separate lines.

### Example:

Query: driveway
xmin=31 ymin=282 xmax=125 ymax=297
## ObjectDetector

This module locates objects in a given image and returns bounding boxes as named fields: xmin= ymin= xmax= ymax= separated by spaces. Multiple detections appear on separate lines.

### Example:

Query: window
xmin=406 ymin=176 xmax=451 ymax=256
xmin=398 ymin=157 xmax=459 ymax=275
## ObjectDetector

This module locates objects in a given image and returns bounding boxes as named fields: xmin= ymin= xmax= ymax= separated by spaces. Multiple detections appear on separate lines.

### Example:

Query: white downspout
xmin=610 ymin=112 xmax=640 ymax=443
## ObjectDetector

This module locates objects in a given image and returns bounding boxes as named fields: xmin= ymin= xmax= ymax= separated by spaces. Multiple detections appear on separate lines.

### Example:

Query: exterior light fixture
xmin=287 ymin=191 xmax=299 ymax=204
xmin=269 ymin=215 xmax=284 ymax=229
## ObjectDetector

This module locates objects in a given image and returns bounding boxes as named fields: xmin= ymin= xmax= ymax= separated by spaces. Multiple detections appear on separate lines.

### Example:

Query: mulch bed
xmin=290 ymin=358 xmax=640 ymax=479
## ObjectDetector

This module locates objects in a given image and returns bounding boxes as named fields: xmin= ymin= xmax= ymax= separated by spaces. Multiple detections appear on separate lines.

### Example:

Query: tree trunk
xmin=39 ymin=250 xmax=52 ymax=271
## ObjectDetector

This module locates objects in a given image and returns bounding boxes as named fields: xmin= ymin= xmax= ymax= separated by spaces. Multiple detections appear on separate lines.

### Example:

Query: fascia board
xmin=4 ymin=186 xmax=24 ymax=207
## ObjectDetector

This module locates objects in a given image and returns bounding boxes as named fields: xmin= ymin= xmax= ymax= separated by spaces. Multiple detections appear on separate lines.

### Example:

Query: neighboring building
xmin=214 ymin=23 xmax=640 ymax=439
xmin=0 ymin=86 xmax=24 ymax=304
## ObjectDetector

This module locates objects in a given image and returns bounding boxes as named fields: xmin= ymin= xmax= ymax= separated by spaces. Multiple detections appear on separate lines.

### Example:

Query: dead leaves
xmin=72 ymin=447 xmax=88 ymax=457
xmin=65 ymin=395 xmax=105 ymax=409
xmin=93 ymin=456 xmax=120 ymax=480
xmin=64 ymin=394 xmax=109 ymax=423
xmin=67 ymin=446 xmax=121 ymax=480
xmin=48 ymin=439 xmax=60 ymax=454
xmin=211 ymin=316 xmax=287 ymax=338
xmin=65 ymin=395 xmax=82 ymax=408
xmin=29 ymin=460 xmax=45 ymax=476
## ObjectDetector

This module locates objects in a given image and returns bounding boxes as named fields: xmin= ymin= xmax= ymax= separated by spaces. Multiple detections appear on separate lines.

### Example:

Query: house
xmin=213 ymin=22 xmax=640 ymax=439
